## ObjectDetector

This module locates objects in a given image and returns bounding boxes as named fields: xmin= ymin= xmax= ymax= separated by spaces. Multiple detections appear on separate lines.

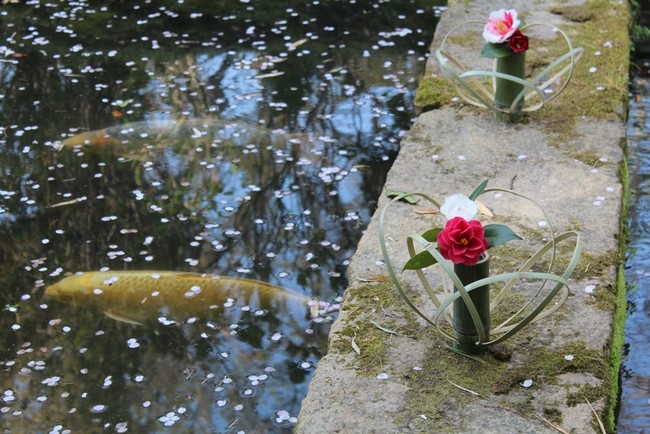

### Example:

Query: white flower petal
xmin=440 ymin=194 xmax=478 ymax=220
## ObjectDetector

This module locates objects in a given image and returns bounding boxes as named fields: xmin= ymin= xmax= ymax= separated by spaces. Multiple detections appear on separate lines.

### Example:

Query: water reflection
xmin=0 ymin=0 xmax=439 ymax=432
xmin=620 ymin=70 xmax=650 ymax=432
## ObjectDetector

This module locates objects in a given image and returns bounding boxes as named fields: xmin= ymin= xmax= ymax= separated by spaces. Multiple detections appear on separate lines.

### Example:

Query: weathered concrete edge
xmin=297 ymin=1 xmax=630 ymax=433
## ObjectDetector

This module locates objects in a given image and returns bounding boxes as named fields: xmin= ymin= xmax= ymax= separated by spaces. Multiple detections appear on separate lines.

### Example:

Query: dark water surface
xmin=0 ymin=1 xmax=441 ymax=432
xmin=620 ymin=64 xmax=650 ymax=433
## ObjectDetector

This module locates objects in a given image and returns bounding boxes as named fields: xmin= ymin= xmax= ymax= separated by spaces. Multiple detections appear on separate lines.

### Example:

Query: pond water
xmin=0 ymin=1 xmax=441 ymax=432
xmin=621 ymin=59 xmax=650 ymax=433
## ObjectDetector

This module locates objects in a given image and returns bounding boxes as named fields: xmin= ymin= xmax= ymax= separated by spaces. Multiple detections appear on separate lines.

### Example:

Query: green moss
xmin=567 ymin=250 xmax=618 ymax=282
xmin=525 ymin=342 xmax=608 ymax=385
xmin=485 ymin=245 xmax=530 ymax=275
xmin=342 ymin=281 xmax=404 ymax=316
xmin=332 ymin=281 xmax=420 ymax=375
xmin=490 ymin=290 xmax=528 ymax=326
xmin=549 ymin=5 xmax=593 ymax=22
xmin=567 ymin=149 xmax=609 ymax=167
xmin=414 ymin=76 xmax=457 ymax=112
xmin=543 ymin=406 xmax=563 ymax=425
xmin=587 ymin=282 xmax=614 ymax=311
xmin=488 ymin=239 xmax=588 ymax=278
xmin=445 ymin=30 xmax=482 ymax=50
xmin=401 ymin=340 xmax=610 ymax=432
xmin=529 ymin=0 xmax=630 ymax=136
xmin=604 ymin=149 xmax=629 ymax=432
xmin=334 ymin=320 xmax=392 ymax=376
xmin=401 ymin=336 xmax=510 ymax=428
xmin=492 ymin=245 xmax=617 ymax=285
xmin=566 ymin=219 xmax=585 ymax=233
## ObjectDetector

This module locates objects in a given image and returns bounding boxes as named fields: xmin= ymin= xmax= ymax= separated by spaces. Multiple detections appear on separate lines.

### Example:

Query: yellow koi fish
xmin=59 ymin=120 xmax=216 ymax=157
xmin=60 ymin=128 xmax=119 ymax=149
xmin=60 ymin=119 xmax=207 ymax=152
xmin=58 ymin=119 xmax=310 ymax=155
xmin=45 ymin=270 xmax=318 ymax=325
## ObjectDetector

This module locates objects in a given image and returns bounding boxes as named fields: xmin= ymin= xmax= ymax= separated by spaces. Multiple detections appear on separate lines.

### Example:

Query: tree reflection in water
xmin=0 ymin=1 xmax=440 ymax=431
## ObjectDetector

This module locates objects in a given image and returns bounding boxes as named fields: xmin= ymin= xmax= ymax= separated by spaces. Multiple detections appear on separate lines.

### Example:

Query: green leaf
xmin=403 ymin=249 xmax=438 ymax=271
xmin=385 ymin=188 xmax=419 ymax=204
xmin=484 ymin=224 xmax=522 ymax=248
xmin=402 ymin=227 xmax=442 ymax=270
xmin=481 ymin=42 xmax=514 ymax=59
xmin=444 ymin=345 xmax=487 ymax=363
xmin=421 ymin=227 xmax=442 ymax=242
xmin=469 ymin=179 xmax=489 ymax=201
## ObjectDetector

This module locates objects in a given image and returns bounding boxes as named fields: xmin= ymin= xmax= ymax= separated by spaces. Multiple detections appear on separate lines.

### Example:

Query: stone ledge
xmin=297 ymin=1 xmax=628 ymax=432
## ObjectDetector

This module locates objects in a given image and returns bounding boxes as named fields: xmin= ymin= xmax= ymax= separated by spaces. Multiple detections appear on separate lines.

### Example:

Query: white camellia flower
xmin=440 ymin=193 xmax=478 ymax=220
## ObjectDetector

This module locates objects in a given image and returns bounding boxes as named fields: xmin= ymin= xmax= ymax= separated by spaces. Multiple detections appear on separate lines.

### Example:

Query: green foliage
xmin=402 ymin=228 xmax=441 ymax=270
xmin=484 ymin=224 xmax=522 ymax=248
xmin=401 ymin=224 xmax=520 ymax=271
xmin=468 ymin=179 xmax=489 ymax=200
xmin=632 ymin=24 xmax=650 ymax=44
xmin=630 ymin=0 xmax=650 ymax=44
xmin=385 ymin=188 xmax=420 ymax=204
xmin=480 ymin=42 xmax=513 ymax=58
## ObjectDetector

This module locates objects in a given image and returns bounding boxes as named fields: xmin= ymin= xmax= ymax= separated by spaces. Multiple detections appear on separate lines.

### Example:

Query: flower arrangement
xmin=378 ymin=180 xmax=583 ymax=356
xmin=481 ymin=9 xmax=528 ymax=55
xmin=435 ymin=8 xmax=583 ymax=123
xmin=402 ymin=182 xmax=521 ymax=270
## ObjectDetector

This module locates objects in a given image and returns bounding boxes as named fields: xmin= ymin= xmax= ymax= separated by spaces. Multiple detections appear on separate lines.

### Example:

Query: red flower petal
xmin=436 ymin=217 xmax=488 ymax=265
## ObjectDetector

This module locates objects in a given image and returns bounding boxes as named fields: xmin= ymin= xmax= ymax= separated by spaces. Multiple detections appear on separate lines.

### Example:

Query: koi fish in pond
xmin=45 ymin=270 xmax=321 ymax=325
xmin=58 ymin=118 xmax=315 ymax=158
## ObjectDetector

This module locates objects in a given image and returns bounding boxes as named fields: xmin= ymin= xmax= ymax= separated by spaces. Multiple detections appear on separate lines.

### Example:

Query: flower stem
xmin=453 ymin=254 xmax=490 ymax=355
xmin=495 ymin=51 xmax=526 ymax=123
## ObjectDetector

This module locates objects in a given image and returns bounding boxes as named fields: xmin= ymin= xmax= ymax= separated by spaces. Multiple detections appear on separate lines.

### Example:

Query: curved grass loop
xmin=378 ymin=188 xmax=584 ymax=350
xmin=435 ymin=21 xmax=584 ymax=115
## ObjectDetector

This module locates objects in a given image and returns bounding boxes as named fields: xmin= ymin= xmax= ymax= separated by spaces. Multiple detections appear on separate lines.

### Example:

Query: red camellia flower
xmin=508 ymin=30 xmax=529 ymax=53
xmin=436 ymin=217 xmax=489 ymax=266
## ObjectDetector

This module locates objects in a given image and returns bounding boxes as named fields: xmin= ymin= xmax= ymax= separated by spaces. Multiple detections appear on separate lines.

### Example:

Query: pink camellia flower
xmin=483 ymin=9 xmax=521 ymax=44
xmin=437 ymin=217 xmax=488 ymax=266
